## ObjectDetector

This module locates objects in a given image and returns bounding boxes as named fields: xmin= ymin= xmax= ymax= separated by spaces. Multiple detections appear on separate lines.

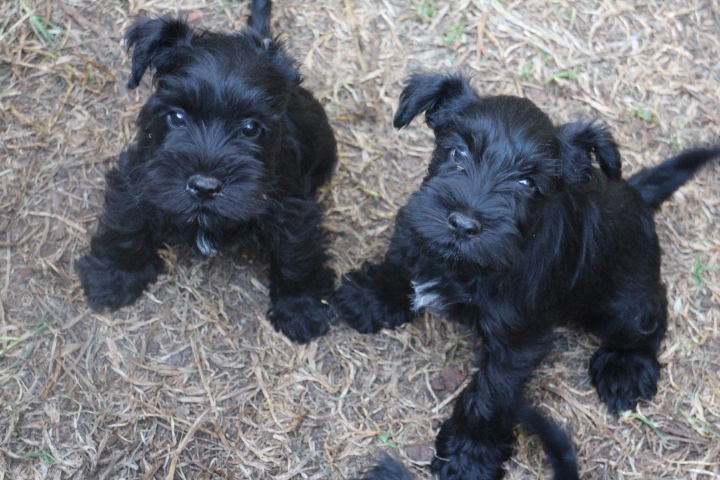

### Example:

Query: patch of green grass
xmin=543 ymin=70 xmax=579 ymax=85
xmin=20 ymin=448 xmax=56 ymax=467
xmin=359 ymin=186 xmax=381 ymax=200
xmin=0 ymin=318 xmax=53 ymax=357
xmin=534 ymin=46 xmax=552 ymax=62
xmin=378 ymin=427 xmax=398 ymax=448
xmin=19 ymin=0 xmax=66 ymax=47
xmin=654 ymin=136 xmax=685 ymax=152
xmin=289 ymin=429 xmax=310 ymax=459
xmin=441 ymin=17 xmax=466 ymax=46
xmin=516 ymin=50 xmax=553 ymax=83
xmin=515 ymin=61 xmax=534 ymax=81
xmin=692 ymin=256 xmax=720 ymax=287
xmin=413 ymin=0 xmax=436 ymax=21
xmin=679 ymin=409 xmax=720 ymax=439
xmin=624 ymin=411 xmax=675 ymax=447
xmin=628 ymin=101 xmax=659 ymax=124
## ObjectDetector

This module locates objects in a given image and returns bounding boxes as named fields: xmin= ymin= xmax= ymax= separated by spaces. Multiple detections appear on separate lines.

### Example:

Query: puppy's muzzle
xmin=187 ymin=174 xmax=223 ymax=199
xmin=448 ymin=212 xmax=482 ymax=237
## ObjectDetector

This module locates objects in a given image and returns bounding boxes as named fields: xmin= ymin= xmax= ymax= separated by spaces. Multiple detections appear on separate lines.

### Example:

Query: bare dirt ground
xmin=1 ymin=1 xmax=719 ymax=479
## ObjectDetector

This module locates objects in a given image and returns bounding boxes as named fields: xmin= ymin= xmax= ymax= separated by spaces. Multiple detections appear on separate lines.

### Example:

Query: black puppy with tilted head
xmin=76 ymin=0 xmax=337 ymax=343
xmin=333 ymin=72 xmax=720 ymax=479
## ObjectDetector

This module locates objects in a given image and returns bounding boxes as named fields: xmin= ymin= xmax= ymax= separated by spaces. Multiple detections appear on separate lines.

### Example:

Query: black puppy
xmin=334 ymin=73 xmax=719 ymax=479
xmin=76 ymin=0 xmax=338 ymax=343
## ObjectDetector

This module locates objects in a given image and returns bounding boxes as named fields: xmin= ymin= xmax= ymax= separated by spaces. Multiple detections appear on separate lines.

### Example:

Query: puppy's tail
xmin=352 ymin=403 xmax=579 ymax=480
xmin=628 ymin=147 xmax=720 ymax=210
xmin=248 ymin=0 xmax=272 ymax=37
xmin=351 ymin=454 xmax=415 ymax=480
xmin=517 ymin=401 xmax=580 ymax=480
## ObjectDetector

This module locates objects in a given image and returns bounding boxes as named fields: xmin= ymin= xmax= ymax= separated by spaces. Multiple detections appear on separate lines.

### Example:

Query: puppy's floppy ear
xmin=556 ymin=121 xmax=621 ymax=183
xmin=393 ymin=73 xmax=476 ymax=130
xmin=125 ymin=15 xmax=195 ymax=89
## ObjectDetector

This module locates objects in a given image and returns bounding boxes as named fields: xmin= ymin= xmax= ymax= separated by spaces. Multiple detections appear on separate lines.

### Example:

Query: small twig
xmin=274 ymin=458 xmax=310 ymax=480
xmin=141 ymin=461 xmax=162 ymax=480
xmin=165 ymin=409 xmax=210 ymax=480
xmin=476 ymin=12 xmax=490 ymax=65
xmin=343 ymin=0 xmax=366 ymax=72
xmin=54 ymin=0 xmax=104 ymax=36
xmin=47 ymin=83 xmax=75 ymax=130
xmin=25 ymin=210 xmax=87 ymax=234
xmin=41 ymin=339 xmax=63 ymax=400
xmin=431 ymin=376 xmax=471 ymax=414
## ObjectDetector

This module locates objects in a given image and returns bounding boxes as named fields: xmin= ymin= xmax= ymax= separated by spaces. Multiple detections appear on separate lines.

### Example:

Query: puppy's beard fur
xmin=406 ymin=188 xmax=524 ymax=272
xmin=136 ymin=128 xmax=269 ymax=234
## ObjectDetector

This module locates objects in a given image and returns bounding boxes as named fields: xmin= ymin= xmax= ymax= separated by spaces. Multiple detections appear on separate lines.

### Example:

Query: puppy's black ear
xmin=393 ymin=73 xmax=476 ymax=130
xmin=247 ymin=0 xmax=272 ymax=38
xmin=556 ymin=121 xmax=621 ymax=183
xmin=125 ymin=16 xmax=195 ymax=89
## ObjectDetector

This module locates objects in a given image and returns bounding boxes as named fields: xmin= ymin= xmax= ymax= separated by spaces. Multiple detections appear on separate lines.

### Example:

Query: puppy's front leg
xmin=433 ymin=337 xmax=551 ymax=480
xmin=76 ymin=169 xmax=162 ymax=311
xmin=332 ymin=257 xmax=414 ymax=334
xmin=332 ymin=219 xmax=415 ymax=333
xmin=266 ymin=198 xmax=335 ymax=343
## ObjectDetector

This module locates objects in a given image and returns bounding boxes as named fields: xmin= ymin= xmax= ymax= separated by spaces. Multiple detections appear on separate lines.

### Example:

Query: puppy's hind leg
xmin=433 ymin=336 xmax=553 ymax=480
xmin=588 ymin=285 xmax=668 ymax=413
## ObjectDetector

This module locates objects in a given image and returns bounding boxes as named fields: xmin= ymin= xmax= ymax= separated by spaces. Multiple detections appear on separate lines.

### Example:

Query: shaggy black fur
xmin=76 ymin=0 xmax=338 ymax=343
xmin=333 ymin=72 xmax=720 ymax=479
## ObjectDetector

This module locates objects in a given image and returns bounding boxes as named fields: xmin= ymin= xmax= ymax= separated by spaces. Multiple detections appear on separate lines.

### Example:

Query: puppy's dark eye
xmin=450 ymin=146 xmax=469 ymax=161
xmin=518 ymin=178 xmax=535 ymax=188
xmin=167 ymin=111 xmax=186 ymax=128
xmin=241 ymin=121 xmax=261 ymax=138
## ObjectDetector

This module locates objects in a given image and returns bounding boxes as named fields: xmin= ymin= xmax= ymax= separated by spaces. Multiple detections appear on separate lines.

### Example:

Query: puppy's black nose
xmin=448 ymin=212 xmax=481 ymax=236
xmin=187 ymin=174 xmax=222 ymax=199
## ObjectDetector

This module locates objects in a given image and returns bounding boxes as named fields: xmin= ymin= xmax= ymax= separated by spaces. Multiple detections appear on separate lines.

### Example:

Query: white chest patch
xmin=411 ymin=280 xmax=443 ymax=313
xmin=196 ymin=229 xmax=218 ymax=256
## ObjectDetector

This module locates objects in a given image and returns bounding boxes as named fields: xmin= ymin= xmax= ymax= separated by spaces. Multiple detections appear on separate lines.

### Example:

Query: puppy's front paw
xmin=332 ymin=270 xmax=412 ymax=334
xmin=269 ymin=296 xmax=331 ymax=343
xmin=432 ymin=417 xmax=511 ymax=480
xmin=590 ymin=347 xmax=660 ymax=413
xmin=76 ymin=255 xmax=158 ymax=311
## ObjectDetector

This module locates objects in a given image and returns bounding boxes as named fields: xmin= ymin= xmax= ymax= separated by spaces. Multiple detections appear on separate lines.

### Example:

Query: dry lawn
xmin=1 ymin=0 xmax=719 ymax=479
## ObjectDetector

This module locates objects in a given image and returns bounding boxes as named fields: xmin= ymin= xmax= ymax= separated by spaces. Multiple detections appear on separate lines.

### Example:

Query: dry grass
xmin=1 ymin=0 xmax=719 ymax=479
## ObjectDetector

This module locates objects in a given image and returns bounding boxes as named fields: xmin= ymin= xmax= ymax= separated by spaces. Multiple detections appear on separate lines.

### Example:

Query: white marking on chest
xmin=196 ymin=229 xmax=218 ymax=256
xmin=411 ymin=280 xmax=443 ymax=312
